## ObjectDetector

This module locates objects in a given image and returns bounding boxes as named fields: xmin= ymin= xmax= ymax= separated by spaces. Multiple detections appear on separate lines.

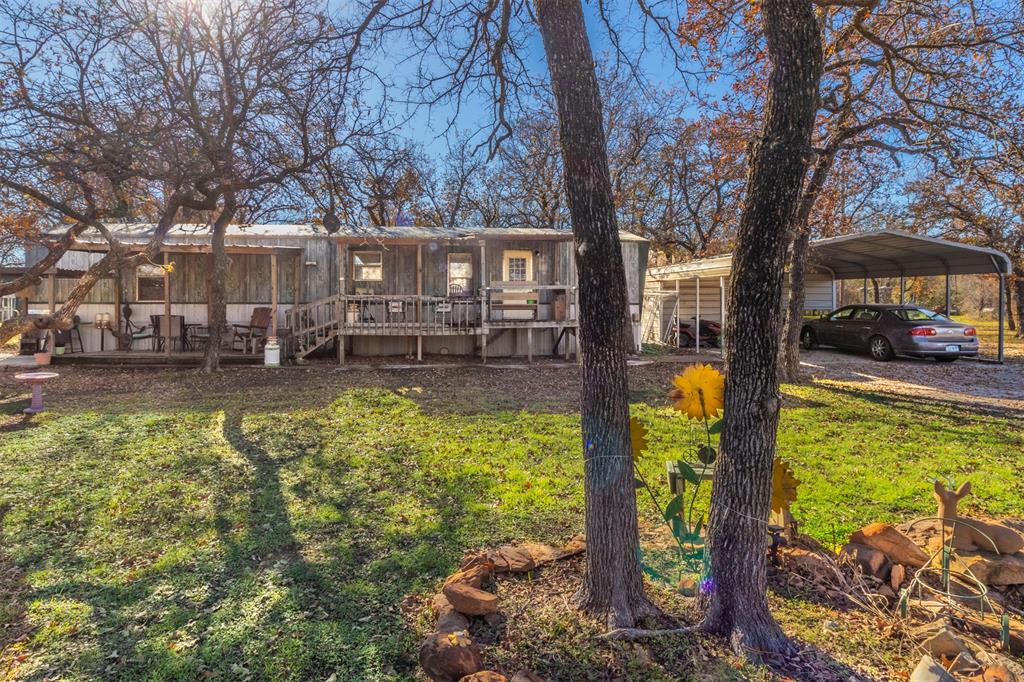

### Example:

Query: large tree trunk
xmin=536 ymin=0 xmax=657 ymax=629
xmin=699 ymin=0 xmax=822 ymax=657
xmin=778 ymin=152 xmax=835 ymax=383
xmin=201 ymin=196 xmax=237 ymax=373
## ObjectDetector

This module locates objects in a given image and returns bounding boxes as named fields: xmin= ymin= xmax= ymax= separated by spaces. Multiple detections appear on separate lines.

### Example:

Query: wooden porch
xmin=49 ymin=350 xmax=265 ymax=367
xmin=287 ymin=285 xmax=580 ymax=363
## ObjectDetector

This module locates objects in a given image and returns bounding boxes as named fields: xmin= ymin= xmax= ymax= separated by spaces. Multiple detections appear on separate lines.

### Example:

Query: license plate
xmin=945 ymin=345 xmax=960 ymax=353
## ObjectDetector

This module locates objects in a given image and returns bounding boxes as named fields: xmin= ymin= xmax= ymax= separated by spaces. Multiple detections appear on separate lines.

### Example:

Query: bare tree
xmin=116 ymin=0 xmax=370 ymax=371
xmin=0 ymin=0 xmax=220 ymax=343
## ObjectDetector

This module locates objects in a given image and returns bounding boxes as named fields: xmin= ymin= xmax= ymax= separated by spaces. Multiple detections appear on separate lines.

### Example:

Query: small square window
xmin=503 ymin=250 xmax=533 ymax=282
xmin=353 ymin=252 xmax=383 ymax=282
xmin=136 ymin=264 xmax=166 ymax=302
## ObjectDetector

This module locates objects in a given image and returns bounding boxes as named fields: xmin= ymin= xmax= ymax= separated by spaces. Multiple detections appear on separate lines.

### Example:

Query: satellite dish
xmin=323 ymin=211 xmax=341 ymax=234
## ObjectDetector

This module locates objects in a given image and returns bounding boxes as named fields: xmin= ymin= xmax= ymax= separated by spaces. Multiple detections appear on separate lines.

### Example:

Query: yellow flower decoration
xmin=771 ymin=456 xmax=800 ymax=514
xmin=629 ymin=416 xmax=648 ymax=459
xmin=162 ymin=261 xmax=175 ymax=273
xmin=669 ymin=364 xmax=725 ymax=420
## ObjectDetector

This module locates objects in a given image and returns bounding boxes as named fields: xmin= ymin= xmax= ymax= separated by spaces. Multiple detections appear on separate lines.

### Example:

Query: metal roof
xmin=57 ymin=223 xmax=646 ymax=245
xmin=647 ymin=229 xmax=1012 ymax=280
xmin=808 ymin=229 xmax=1011 ymax=277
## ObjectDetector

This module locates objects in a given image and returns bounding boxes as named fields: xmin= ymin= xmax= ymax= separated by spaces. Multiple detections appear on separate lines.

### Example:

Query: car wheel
xmin=800 ymin=328 xmax=818 ymax=350
xmin=869 ymin=335 xmax=894 ymax=362
xmin=935 ymin=356 xmax=958 ymax=363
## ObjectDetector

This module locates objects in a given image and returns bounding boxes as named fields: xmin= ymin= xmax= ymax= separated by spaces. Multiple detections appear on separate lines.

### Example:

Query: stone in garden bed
xmin=433 ymin=593 xmax=471 ymax=634
xmin=850 ymin=522 xmax=930 ymax=568
xmin=443 ymin=582 xmax=500 ymax=615
xmin=839 ymin=542 xmax=891 ymax=579
xmin=420 ymin=631 xmax=484 ymax=682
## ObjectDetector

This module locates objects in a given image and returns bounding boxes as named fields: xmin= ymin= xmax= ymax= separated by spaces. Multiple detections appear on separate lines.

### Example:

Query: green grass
xmin=0 ymin=370 xmax=1021 ymax=680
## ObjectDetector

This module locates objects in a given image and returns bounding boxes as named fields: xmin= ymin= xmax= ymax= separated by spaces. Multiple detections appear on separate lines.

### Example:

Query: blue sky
xmin=367 ymin=2 xmax=702 ymax=158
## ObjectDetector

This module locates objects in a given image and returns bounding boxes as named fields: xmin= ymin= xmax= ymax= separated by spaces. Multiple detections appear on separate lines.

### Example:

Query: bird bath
xmin=14 ymin=371 xmax=59 ymax=414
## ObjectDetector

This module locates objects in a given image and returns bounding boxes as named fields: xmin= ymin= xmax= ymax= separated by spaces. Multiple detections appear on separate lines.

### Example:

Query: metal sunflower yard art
xmin=631 ymin=363 xmax=725 ymax=594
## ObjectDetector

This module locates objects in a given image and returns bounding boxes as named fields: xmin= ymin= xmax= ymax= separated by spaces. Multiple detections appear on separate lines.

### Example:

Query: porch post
xmin=270 ymin=252 xmax=278 ymax=338
xmin=899 ymin=276 xmax=905 ymax=305
xmin=416 ymin=243 xmax=423 ymax=362
xmin=46 ymin=270 xmax=55 ymax=352
xmin=163 ymin=251 xmax=171 ymax=357
xmin=480 ymin=240 xmax=487 ymax=363
xmin=997 ymin=272 xmax=1005 ymax=364
xmin=337 ymin=242 xmax=346 ymax=365
xmin=945 ymin=273 xmax=951 ymax=316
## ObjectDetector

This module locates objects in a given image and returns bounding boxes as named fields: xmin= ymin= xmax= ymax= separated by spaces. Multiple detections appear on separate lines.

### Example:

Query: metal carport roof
xmin=809 ymin=229 xmax=1012 ymax=279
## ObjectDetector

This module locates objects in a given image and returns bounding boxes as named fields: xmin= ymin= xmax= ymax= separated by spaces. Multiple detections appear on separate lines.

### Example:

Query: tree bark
xmin=536 ymin=0 xmax=657 ymax=629
xmin=699 ymin=0 xmax=822 ymax=658
xmin=778 ymin=152 xmax=835 ymax=383
xmin=201 ymin=195 xmax=238 ymax=373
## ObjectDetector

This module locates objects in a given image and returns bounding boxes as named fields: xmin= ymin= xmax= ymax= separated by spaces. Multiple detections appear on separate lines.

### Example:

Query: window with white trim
xmin=136 ymin=264 xmax=166 ymax=302
xmin=447 ymin=253 xmax=473 ymax=295
xmin=352 ymin=251 xmax=383 ymax=281
xmin=502 ymin=250 xmax=533 ymax=282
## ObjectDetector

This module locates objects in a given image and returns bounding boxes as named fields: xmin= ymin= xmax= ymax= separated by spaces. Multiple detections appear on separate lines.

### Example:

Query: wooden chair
xmin=232 ymin=307 xmax=273 ymax=353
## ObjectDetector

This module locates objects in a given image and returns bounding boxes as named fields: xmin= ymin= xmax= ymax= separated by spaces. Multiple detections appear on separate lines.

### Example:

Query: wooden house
xmin=18 ymin=224 xmax=649 ymax=362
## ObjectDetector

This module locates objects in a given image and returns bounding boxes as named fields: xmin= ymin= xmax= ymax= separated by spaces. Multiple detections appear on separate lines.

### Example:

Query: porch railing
xmin=484 ymin=284 xmax=577 ymax=324
xmin=286 ymin=287 xmax=578 ymax=357
xmin=338 ymin=294 xmax=482 ymax=335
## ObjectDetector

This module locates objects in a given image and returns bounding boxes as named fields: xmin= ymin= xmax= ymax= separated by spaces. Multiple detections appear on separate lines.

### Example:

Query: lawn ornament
xmin=933 ymin=481 xmax=1024 ymax=555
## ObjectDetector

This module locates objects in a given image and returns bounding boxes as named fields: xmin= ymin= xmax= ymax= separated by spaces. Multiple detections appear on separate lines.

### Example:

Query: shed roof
xmin=56 ymin=223 xmax=646 ymax=246
xmin=647 ymin=229 xmax=1012 ymax=280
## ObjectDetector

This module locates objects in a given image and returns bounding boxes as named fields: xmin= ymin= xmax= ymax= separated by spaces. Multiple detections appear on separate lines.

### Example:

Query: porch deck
xmin=50 ymin=351 xmax=265 ymax=367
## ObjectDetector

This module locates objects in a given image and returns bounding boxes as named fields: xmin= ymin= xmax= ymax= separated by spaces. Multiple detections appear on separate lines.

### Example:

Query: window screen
xmin=136 ymin=264 xmax=166 ymax=302
xmin=353 ymin=252 xmax=383 ymax=281
xmin=448 ymin=253 xmax=473 ymax=295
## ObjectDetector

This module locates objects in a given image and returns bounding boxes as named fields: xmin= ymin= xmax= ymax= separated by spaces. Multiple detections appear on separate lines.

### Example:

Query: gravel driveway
xmin=799 ymin=349 xmax=1024 ymax=415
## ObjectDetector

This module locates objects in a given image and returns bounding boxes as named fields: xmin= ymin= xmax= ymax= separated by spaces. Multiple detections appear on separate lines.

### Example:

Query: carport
xmin=808 ymin=230 xmax=1013 ymax=362
xmin=644 ymin=229 xmax=1014 ymax=363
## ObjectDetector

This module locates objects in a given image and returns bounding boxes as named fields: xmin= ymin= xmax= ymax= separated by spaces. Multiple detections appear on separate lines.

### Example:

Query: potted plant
xmin=34 ymin=349 xmax=52 ymax=365
xmin=53 ymin=340 xmax=66 ymax=356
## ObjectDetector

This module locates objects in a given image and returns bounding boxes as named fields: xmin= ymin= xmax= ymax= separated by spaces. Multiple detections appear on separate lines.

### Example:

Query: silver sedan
xmin=800 ymin=305 xmax=979 ymax=362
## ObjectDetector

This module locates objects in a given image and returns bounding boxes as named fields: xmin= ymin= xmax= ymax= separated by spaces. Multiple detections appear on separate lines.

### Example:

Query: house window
xmin=136 ymin=264 xmax=166 ymax=302
xmin=447 ymin=253 xmax=473 ymax=295
xmin=352 ymin=251 xmax=383 ymax=281
xmin=503 ymin=250 xmax=533 ymax=282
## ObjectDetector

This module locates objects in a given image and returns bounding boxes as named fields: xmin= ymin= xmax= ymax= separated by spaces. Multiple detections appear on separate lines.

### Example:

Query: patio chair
xmin=19 ymin=329 xmax=48 ymax=355
xmin=152 ymin=314 xmax=185 ymax=352
xmin=121 ymin=312 xmax=153 ymax=351
xmin=232 ymin=307 xmax=273 ymax=353
xmin=54 ymin=316 xmax=85 ymax=353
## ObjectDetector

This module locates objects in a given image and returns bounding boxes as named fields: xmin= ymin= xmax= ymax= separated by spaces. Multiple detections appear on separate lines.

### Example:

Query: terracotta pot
xmin=34 ymin=351 xmax=52 ymax=366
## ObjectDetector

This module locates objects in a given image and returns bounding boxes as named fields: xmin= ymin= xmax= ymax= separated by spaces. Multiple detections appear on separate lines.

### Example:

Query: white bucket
xmin=264 ymin=338 xmax=280 ymax=367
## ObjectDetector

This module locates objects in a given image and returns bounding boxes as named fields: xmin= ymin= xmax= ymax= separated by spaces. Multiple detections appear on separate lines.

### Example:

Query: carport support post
xmin=674 ymin=278 xmax=680 ymax=349
xmin=945 ymin=273 xmax=951 ymax=317
xmin=862 ymin=277 xmax=868 ymax=304
xmin=695 ymin=276 xmax=701 ymax=353
xmin=899 ymin=276 xmax=905 ymax=305
xmin=998 ymin=273 xmax=1005 ymax=363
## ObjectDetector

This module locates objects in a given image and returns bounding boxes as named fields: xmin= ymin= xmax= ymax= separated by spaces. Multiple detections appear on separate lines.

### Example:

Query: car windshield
xmin=892 ymin=307 xmax=949 ymax=322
